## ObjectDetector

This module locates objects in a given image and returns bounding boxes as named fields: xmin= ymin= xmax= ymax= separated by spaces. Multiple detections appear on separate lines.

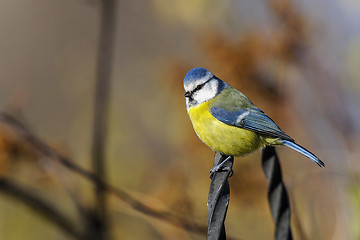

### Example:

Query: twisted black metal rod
xmin=262 ymin=146 xmax=293 ymax=240
xmin=207 ymin=152 xmax=234 ymax=240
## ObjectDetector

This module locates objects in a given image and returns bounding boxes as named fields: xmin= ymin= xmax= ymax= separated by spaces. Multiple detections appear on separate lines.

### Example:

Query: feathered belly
xmin=187 ymin=102 xmax=264 ymax=156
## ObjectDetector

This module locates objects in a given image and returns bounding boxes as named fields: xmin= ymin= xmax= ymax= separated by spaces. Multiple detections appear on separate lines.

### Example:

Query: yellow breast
xmin=187 ymin=99 xmax=265 ymax=156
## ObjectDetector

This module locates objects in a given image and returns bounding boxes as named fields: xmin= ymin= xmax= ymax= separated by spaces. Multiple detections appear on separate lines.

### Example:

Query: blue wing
xmin=210 ymin=107 xmax=294 ymax=141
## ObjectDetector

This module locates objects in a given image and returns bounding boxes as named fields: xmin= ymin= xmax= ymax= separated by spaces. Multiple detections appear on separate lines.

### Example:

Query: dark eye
xmin=194 ymin=83 xmax=205 ymax=92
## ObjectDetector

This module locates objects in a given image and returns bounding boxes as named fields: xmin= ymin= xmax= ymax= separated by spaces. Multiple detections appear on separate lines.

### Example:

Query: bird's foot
xmin=209 ymin=156 xmax=233 ymax=179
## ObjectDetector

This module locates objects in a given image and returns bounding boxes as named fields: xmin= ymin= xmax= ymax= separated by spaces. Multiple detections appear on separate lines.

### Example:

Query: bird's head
xmin=184 ymin=67 xmax=226 ymax=109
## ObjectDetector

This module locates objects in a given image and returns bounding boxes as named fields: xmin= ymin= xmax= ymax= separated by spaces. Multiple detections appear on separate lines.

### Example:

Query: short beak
xmin=184 ymin=91 xmax=191 ymax=98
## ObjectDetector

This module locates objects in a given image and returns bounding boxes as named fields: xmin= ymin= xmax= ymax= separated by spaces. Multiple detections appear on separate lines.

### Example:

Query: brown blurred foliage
xmin=0 ymin=0 xmax=359 ymax=239
xmin=0 ymin=126 xmax=37 ymax=177
xmin=164 ymin=0 xmax=359 ymax=238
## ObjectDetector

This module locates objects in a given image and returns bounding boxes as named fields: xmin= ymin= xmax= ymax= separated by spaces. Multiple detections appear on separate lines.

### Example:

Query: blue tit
xmin=184 ymin=67 xmax=324 ymax=168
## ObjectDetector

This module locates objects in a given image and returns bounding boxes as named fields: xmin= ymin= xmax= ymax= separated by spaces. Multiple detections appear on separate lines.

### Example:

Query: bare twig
xmin=0 ymin=112 xmax=214 ymax=237
xmin=0 ymin=177 xmax=83 ymax=239
xmin=91 ymin=0 xmax=118 ymax=239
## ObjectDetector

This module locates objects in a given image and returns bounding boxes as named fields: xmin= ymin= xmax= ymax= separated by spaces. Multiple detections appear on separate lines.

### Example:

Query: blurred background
xmin=0 ymin=0 xmax=360 ymax=239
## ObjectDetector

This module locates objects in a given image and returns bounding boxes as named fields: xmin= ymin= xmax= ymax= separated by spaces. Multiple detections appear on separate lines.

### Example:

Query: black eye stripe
xmin=192 ymin=79 xmax=212 ymax=93
xmin=194 ymin=83 xmax=204 ymax=91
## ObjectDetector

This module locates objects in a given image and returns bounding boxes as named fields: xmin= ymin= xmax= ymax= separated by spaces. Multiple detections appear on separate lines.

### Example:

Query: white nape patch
xmin=236 ymin=110 xmax=250 ymax=123
xmin=184 ymin=72 xmax=213 ymax=93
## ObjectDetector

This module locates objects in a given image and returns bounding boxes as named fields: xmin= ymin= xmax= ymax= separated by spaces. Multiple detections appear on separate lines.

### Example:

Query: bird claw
xmin=209 ymin=156 xmax=233 ymax=179
xmin=209 ymin=166 xmax=233 ymax=179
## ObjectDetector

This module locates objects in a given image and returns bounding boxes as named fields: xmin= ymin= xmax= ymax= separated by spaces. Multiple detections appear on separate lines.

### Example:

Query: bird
xmin=184 ymin=67 xmax=324 ymax=172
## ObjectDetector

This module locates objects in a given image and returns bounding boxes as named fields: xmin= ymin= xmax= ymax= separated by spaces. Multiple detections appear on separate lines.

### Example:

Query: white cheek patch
xmin=192 ymin=80 xmax=219 ymax=104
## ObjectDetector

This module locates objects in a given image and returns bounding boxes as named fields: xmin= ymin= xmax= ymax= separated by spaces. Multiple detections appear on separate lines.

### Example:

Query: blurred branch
xmin=0 ymin=112 xmax=226 ymax=238
xmin=0 ymin=177 xmax=83 ymax=239
xmin=91 ymin=0 xmax=117 ymax=239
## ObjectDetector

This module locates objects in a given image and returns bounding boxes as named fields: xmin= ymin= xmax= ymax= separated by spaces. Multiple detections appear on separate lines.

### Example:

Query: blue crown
xmin=184 ymin=67 xmax=211 ymax=84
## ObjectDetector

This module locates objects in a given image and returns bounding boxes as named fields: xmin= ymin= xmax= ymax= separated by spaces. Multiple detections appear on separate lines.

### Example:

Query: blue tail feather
xmin=282 ymin=140 xmax=325 ymax=168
